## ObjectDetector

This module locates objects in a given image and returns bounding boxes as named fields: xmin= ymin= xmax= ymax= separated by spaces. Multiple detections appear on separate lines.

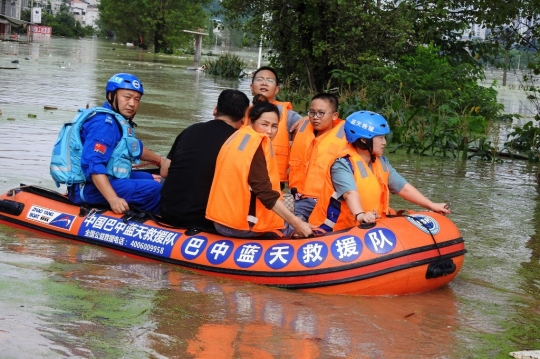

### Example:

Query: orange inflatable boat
xmin=0 ymin=185 xmax=466 ymax=296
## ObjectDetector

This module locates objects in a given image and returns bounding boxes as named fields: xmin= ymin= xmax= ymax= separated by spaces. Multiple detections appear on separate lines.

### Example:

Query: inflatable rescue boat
xmin=0 ymin=185 xmax=466 ymax=296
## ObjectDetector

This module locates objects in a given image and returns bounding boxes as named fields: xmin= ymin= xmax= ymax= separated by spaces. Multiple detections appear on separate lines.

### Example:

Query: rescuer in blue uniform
xmin=68 ymin=73 xmax=167 ymax=214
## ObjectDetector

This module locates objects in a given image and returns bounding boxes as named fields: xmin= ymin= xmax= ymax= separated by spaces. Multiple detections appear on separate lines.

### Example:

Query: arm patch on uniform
xmin=94 ymin=142 xmax=107 ymax=154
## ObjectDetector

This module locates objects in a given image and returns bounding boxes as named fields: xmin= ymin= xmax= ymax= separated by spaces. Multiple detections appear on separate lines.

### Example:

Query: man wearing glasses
xmin=288 ymin=93 xmax=348 ymax=222
xmin=249 ymin=66 xmax=303 ymax=185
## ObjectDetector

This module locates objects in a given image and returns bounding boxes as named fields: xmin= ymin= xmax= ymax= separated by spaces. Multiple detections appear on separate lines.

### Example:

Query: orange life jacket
xmin=243 ymin=100 xmax=294 ymax=181
xmin=206 ymin=126 xmax=284 ymax=232
xmin=308 ymin=145 xmax=390 ymax=231
xmin=288 ymin=118 xmax=347 ymax=198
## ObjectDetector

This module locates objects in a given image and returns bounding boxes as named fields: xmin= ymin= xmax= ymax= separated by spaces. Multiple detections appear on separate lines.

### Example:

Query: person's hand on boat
xmin=356 ymin=210 xmax=377 ymax=224
xmin=108 ymin=196 xmax=130 ymax=214
xmin=429 ymin=202 xmax=451 ymax=215
xmin=90 ymin=174 xmax=130 ymax=214
xmin=290 ymin=217 xmax=313 ymax=238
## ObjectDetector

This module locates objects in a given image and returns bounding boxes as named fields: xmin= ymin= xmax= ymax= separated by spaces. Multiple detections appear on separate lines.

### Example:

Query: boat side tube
xmin=0 ymin=199 xmax=24 ymax=216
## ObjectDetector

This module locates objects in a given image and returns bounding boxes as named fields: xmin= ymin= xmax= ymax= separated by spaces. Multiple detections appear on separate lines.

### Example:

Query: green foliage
xmin=203 ymin=53 xmax=246 ymax=78
xmin=473 ymin=0 xmax=540 ymax=162
xmin=220 ymin=0 xmax=539 ymax=162
xmin=280 ymin=44 xmax=505 ymax=160
xmin=505 ymin=117 xmax=540 ymax=162
xmin=333 ymin=45 xmax=502 ymax=117
xmin=21 ymin=9 xmax=30 ymax=22
xmin=98 ymin=0 xmax=210 ymax=53
xmin=386 ymin=104 xmax=491 ymax=159
xmin=39 ymin=4 xmax=95 ymax=38
xmin=221 ymin=0 xmax=482 ymax=92
xmin=274 ymin=76 xmax=314 ymax=114
xmin=332 ymin=45 xmax=502 ymax=159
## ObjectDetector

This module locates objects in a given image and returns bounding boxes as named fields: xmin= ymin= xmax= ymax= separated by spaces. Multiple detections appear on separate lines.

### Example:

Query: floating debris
xmin=510 ymin=351 xmax=540 ymax=359
xmin=7 ymin=118 xmax=15 ymax=121
xmin=44 ymin=106 xmax=57 ymax=110
xmin=11 ymin=59 xmax=19 ymax=63
xmin=28 ymin=114 xmax=37 ymax=118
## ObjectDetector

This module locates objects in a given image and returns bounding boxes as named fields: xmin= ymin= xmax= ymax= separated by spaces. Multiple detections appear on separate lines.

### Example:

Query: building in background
xmin=464 ymin=23 xmax=488 ymax=40
xmin=20 ymin=0 xmax=69 ymax=15
xmin=52 ymin=0 xmax=64 ymax=13
xmin=18 ymin=0 xmax=100 ymax=28
xmin=70 ymin=0 xmax=86 ymax=23
xmin=1 ymin=0 xmax=22 ymax=18
xmin=0 ymin=0 xmax=26 ymax=39
xmin=69 ymin=0 xmax=99 ymax=28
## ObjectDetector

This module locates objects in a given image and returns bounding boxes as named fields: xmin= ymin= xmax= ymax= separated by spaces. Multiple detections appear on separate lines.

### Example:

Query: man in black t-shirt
xmin=159 ymin=89 xmax=249 ymax=230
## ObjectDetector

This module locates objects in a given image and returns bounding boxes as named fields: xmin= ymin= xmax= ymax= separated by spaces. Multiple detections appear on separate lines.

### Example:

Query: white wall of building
xmin=85 ymin=5 xmax=97 ymax=28
xmin=17 ymin=0 xmax=64 ymax=15
xmin=1 ymin=0 xmax=22 ymax=18
xmin=466 ymin=23 xmax=487 ymax=40
xmin=70 ymin=0 xmax=99 ymax=28
xmin=50 ymin=0 xmax=64 ymax=13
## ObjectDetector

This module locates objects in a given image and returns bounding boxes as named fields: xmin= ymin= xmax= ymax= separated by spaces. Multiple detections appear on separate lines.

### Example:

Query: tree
xmin=477 ymin=0 xmax=540 ymax=160
xmin=21 ymin=9 xmax=30 ymax=22
xmin=220 ymin=0 xmax=486 ymax=92
xmin=39 ymin=3 xmax=95 ymax=38
xmin=98 ymin=0 xmax=211 ymax=53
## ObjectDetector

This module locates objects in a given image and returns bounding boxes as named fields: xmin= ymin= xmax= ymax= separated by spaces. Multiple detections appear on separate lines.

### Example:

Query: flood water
xmin=1 ymin=38 xmax=540 ymax=358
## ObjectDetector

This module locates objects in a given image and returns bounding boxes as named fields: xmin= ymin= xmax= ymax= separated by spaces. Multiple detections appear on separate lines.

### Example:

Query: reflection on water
xmin=0 ymin=231 xmax=459 ymax=358
xmin=1 ymin=38 xmax=540 ymax=358
xmin=0 ymin=38 xmax=251 ymax=193
xmin=481 ymin=69 xmax=538 ymax=120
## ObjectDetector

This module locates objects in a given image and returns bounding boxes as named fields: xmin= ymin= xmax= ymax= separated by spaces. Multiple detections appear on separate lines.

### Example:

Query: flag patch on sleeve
xmin=94 ymin=143 xmax=107 ymax=154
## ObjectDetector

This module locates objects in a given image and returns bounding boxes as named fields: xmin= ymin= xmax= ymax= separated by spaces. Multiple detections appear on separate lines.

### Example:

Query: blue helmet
xmin=344 ymin=111 xmax=390 ymax=143
xmin=105 ymin=73 xmax=144 ymax=97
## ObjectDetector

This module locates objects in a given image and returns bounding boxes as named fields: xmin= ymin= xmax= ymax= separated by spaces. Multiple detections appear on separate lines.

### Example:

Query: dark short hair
xmin=311 ymin=93 xmax=339 ymax=112
xmin=251 ymin=66 xmax=280 ymax=86
xmin=216 ymin=89 xmax=250 ymax=122
xmin=248 ymin=94 xmax=280 ymax=123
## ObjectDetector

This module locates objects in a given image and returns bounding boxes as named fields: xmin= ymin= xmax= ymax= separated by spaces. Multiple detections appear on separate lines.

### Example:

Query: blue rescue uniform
xmin=68 ymin=102 xmax=161 ymax=213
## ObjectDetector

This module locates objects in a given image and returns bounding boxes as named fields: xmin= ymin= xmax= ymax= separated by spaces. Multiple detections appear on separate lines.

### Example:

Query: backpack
xmin=50 ymin=107 xmax=123 ymax=187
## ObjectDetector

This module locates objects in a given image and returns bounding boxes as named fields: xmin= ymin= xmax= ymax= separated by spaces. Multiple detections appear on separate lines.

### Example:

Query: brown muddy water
xmin=0 ymin=38 xmax=539 ymax=359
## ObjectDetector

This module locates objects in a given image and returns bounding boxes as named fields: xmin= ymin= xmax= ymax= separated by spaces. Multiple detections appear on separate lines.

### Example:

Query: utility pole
xmin=257 ymin=34 xmax=262 ymax=68
xmin=29 ymin=0 xmax=33 ymax=42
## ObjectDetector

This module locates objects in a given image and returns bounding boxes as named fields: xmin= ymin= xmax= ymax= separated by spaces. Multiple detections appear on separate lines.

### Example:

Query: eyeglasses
xmin=254 ymin=77 xmax=276 ymax=85
xmin=307 ymin=110 xmax=327 ymax=119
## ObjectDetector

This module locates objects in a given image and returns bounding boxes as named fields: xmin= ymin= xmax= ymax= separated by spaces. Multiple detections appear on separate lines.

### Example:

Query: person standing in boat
xmin=288 ymin=93 xmax=348 ymax=222
xmin=159 ymin=89 xmax=250 ymax=231
xmin=248 ymin=66 xmax=304 ymax=185
xmin=206 ymin=95 xmax=313 ymax=238
xmin=309 ymin=111 xmax=450 ymax=232
xmin=59 ymin=73 xmax=166 ymax=214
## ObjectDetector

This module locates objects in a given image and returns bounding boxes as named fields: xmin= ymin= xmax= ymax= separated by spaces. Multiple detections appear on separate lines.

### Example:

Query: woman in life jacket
xmin=309 ymin=110 xmax=450 ymax=232
xmin=206 ymin=95 xmax=313 ymax=238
